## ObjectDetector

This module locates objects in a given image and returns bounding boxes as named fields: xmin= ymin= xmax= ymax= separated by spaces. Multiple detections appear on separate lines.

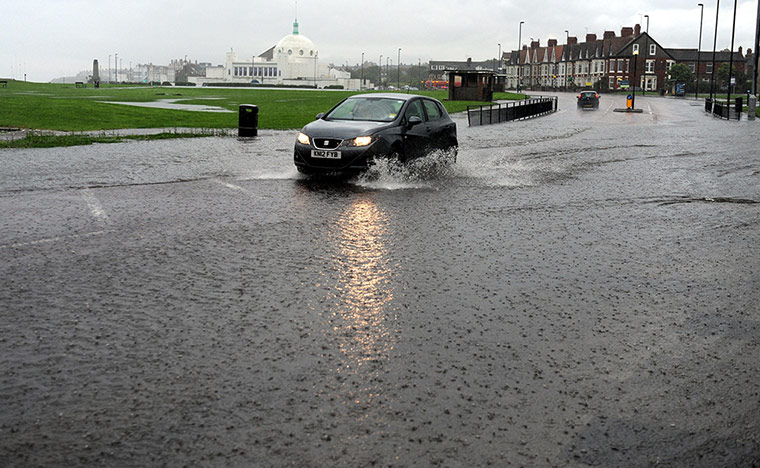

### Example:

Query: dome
xmin=276 ymin=33 xmax=316 ymax=57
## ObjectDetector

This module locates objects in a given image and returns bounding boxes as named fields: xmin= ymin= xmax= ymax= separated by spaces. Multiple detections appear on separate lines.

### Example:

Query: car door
xmin=421 ymin=99 xmax=452 ymax=149
xmin=400 ymin=99 xmax=430 ymax=159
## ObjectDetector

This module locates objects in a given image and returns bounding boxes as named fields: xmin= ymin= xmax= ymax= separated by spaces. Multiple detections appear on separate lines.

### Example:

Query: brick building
xmin=504 ymin=24 xmax=747 ymax=93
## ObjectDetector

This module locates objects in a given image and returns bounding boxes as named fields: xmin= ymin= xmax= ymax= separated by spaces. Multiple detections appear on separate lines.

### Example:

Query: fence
xmin=705 ymin=97 xmax=743 ymax=121
xmin=467 ymin=97 xmax=558 ymax=126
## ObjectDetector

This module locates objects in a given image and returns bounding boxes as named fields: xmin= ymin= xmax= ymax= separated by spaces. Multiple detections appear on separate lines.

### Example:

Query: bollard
xmin=238 ymin=104 xmax=258 ymax=137
xmin=748 ymin=95 xmax=757 ymax=121
xmin=626 ymin=94 xmax=633 ymax=109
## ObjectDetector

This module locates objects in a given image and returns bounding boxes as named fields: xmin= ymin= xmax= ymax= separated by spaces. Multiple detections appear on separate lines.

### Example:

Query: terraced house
xmin=504 ymin=24 xmax=747 ymax=93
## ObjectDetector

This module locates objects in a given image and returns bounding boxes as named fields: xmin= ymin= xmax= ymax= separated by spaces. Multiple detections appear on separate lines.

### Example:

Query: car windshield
xmin=325 ymin=97 xmax=405 ymax=122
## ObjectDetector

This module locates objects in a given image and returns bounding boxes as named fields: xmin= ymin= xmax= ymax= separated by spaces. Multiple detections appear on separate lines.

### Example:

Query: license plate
xmin=311 ymin=149 xmax=341 ymax=159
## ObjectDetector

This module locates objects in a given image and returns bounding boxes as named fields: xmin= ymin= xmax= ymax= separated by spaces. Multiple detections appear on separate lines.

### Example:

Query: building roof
xmin=666 ymin=49 xmax=743 ymax=62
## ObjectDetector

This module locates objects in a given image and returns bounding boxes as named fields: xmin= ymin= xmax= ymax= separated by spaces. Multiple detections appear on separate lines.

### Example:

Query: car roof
xmin=347 ymin=93 xmax=431 ymax=102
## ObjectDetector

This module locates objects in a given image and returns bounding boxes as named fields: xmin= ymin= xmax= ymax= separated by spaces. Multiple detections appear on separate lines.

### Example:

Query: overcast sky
xmin=1 ymin=0 xmax=758 ymax=82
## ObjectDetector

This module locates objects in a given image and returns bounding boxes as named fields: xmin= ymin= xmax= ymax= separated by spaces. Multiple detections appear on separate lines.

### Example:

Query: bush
xmin=174 ymin=82 xmax=196 ymax=87
xmin=324 ymin=85 xmax=344 ymax=89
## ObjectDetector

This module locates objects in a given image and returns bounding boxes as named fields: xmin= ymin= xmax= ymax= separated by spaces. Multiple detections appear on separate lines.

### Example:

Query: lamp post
xmin=632 ymin=48 xmax=639 ymax=109
xmin=643 ymin=14 xmax=649 ymax=94
xmin=397 ymin=48 xmax=401 ymax=90
xmin=727 ymin=0 xmax=738 ymax=110
xmin=386 ymin=56 xmax=390 ymax=88
xmin=314 ymin=52 xmax=318 ymax=89
xmin=108 ymin=55 xmax=111 ymax=83
xmin=379 ymin=55 xmax=383 ymax=88
xmin=518 ymin=21 xmax=524 ymax=92
xmin=564 ymin=30 xmax=569 ymax=91
xmin=114 ymin=53 xmax=118 ymax=82
xmin=418 ymin=58 xmax=422 ymax=89
xmin=709 ymin=0 xmax=720 ymax=101
xmin=696 ymin=3 xmax=704 ymax=99
xmin=361 ymin=52 xmax=364 ymax=90
xmin=497 ymin=43 xmax=501 ymax=72
xmin=754 ymin=0 xmax=760 ymax=96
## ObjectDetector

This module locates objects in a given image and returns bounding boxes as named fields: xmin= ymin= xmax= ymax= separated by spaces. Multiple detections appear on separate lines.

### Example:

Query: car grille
xmin=313 ymin=138 xmax=342 ymax=150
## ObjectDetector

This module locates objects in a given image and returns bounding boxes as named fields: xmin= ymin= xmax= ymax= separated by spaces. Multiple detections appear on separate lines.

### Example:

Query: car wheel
xmin=388 ymin=146 xmax=406 ymax=164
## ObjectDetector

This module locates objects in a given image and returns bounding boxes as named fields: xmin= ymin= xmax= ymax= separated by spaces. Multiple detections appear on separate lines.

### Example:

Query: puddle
xmin=99 ymin=98 xmax=234 ymax=113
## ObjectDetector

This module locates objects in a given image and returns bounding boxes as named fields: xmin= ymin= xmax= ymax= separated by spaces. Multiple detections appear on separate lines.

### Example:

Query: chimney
xmin=548 ymin=39 xmax=558 ymax=47
xmin=586 ymin=33 xmax=597 ymax=43
xmin=738 ymin=46 xmax=743 ymax=56
xmin=603 ymin=30 xmax=616 ymax=40
xmin=522 ymin=45 xmax=528 ymax=51
xmin=621 ymin=26 xmax=634 ymax=37
xmin=567 ymin=36 xmax=578 ymax=45
xmin=531 ymin=40 xmax=540 ymax=49
xmin=634 ymin=24 xmax=641 ymax=36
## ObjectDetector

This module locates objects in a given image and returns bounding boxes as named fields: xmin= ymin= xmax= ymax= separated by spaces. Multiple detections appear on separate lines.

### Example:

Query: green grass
xmin=0 ymin=80 xmax=527 ymax=133
xmin=0 ymin=129 xmax=232 ymax=149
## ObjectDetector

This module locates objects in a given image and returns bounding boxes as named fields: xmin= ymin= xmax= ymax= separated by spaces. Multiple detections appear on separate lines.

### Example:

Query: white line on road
xmin=81 ymin=188 xmax=112 ymax=226
xmin=0 ymin=230 xmax=114 ymax=250
xmin=215 ymin=180 xmax=259 ymax=198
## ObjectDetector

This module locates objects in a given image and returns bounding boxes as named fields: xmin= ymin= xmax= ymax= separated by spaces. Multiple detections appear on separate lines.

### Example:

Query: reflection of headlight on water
xmin=337 ymin=200 xmax=391 ymax=308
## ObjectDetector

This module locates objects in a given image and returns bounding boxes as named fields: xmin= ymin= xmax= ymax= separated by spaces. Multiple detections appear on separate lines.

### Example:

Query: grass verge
xmin=0 ymin=130 xmax=231 ymax=149
xmin=0 ymin=80 xmax=528 ymax=133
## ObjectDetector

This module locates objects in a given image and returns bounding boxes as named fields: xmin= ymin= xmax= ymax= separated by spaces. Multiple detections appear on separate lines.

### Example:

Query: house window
xmin=689 ymin=63 xmax=695 ymax=73
xmin=646 ymin=60 xmax=654 ymax=73
xmin=649 ymin=44 xmax=656 ymax=56
xmin=617 ymin=60 xmax=624 ymax=72
xmin=609 ymin=77 xmax=615 ymax=88
xmin=633 ymin=44 xmax=640 ymax=55
xmin=706 ymin=62 xmax=713 ymax=74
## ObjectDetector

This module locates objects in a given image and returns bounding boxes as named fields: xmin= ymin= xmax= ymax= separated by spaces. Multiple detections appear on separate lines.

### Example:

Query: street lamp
xmin=497 ymin=43 xmax=501 ymax=73
xmin=518 ymin=21 xmax=524 ymax=92
xmin=727 ymin=0 xmax=739 ymax=110
xmin=379 ymin=55 xmax=383 ymax=88
xmin=632 ymin=48 xmax=639 ymax=109
xmin=398 ymin=48 xmax=401 ymax=90
xmin=361 ymin=52 xmax=364 ymax=90
xmin=754 ymin=0 xmax=760 ymax=96
xmin=108 ymin=54 xmax=111 ymax=83
xmin=114 ymin=53 xmax=118 ymax=82
xmin=565 ymin=30 xmax=569 ymax=91
xmin=696 ymin=3 xmax=704 ymax=99
xmin=643 ymin=14 xmax=649 ymax=94
xmin=386 ymin=56 xmax=391 ymax=88
xmin=709 ymin=0 xmax=721 ymax=101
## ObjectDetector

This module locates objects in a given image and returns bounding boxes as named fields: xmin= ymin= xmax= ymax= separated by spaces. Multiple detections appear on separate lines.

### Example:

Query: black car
xmin=294 ymin=93 xmax=458 ymax=174
xmin=577 ymin=90 xmax=600 ymax=109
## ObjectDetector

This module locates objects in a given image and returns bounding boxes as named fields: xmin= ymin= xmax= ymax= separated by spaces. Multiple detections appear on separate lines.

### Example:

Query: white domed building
xmin=198 ymin=19 xmax=367 ymax=90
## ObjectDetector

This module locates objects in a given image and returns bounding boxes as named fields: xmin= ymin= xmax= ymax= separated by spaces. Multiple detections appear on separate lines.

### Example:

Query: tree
xmin=716 ymin=62 xmax=748 ymax=91
xmin=668 ymin=63 xmax=693 ymax=83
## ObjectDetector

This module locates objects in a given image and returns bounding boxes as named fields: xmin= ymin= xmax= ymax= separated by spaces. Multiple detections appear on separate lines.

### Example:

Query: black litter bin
xmin=239 ymin=104 xmax=258 ymax=137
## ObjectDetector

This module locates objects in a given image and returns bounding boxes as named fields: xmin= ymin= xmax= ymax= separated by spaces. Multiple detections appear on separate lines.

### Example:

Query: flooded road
xmin=1 ymin=93 xmax=759 ymax=467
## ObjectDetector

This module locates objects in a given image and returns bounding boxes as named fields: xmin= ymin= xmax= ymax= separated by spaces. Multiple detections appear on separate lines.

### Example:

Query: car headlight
xmin=350 ymin=136 xmax=373 ymax=147
xmin=297 ymin=132 xmax=310 ymax=145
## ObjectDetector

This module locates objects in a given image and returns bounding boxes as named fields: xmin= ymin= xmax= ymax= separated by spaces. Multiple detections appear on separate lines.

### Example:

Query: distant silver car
xmin=577 ymin=91 xmax=600 ymax=109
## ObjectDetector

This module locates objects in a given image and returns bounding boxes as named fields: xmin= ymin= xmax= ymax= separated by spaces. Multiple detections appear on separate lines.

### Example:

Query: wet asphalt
xmin=1 ymin=93 xmax=759 ymax=467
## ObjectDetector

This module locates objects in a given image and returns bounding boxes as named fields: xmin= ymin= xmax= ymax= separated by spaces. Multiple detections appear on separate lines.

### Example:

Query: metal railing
xmin=467 ymin=96 xmax=558 ymax=126
xmin=705 ymin=97 xmax=742 ymax=121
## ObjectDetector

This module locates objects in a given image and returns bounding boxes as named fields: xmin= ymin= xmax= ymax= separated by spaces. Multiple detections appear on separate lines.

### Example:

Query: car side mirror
xmin=316 ymin=113 xmax=325 ymax=120
xmin=407 ymin=115 xmax=423 ymax=127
